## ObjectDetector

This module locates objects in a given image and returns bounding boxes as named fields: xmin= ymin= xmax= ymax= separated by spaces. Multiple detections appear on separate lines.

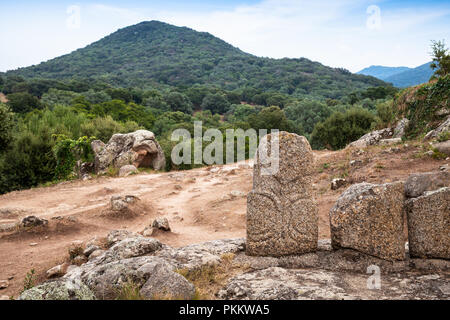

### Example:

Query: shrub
xmin=311 ymin=107 xmax=377 ymax=150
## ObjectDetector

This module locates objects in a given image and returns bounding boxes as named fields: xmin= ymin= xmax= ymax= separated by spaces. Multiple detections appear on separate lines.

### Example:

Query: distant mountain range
xmin=357 ymin=62 xmax=434 ymax=88
xmin=4 ymin=21 xmax=387 ymax=100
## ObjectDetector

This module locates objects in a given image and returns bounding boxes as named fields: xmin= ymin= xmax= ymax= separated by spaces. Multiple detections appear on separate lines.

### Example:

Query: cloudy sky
xmin=1 ymin=0 xmax=449 ymax=72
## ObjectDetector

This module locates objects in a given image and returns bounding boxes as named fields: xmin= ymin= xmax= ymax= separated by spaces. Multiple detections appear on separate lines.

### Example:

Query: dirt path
xmin=0 ymin=145 xmax=447 ymax=297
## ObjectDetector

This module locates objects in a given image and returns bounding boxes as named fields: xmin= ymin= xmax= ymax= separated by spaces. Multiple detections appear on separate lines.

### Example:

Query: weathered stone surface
xmin=434 ymin=140 xmax=450 ymax=156
xmin=393 ymin=118 xmax=409 ymax=138
xmin=139 ymin=262 xmax=195 ymax=300
xmin=100 ymin=237 xmax=163 ymax=264
xmin=348 ymin=128 xmax=394 ymax=148
xmin=156 ymin=238 xmax=246 ymax=270
xmin=218 ymin=267 xmax=449 ymax=300
xmin=247 ymin=132 xmax=318 ymax=256
xmin=119 ymin=165 xmax=138 ymax=177
xmin=21 ymin=216 xmax=48 ymax=228
xmin=379 ymin=138 xmax=402 ymax=145
xmin=79 ymin=256 xmax=172 ymax=300
xmin=92 ymin=130 xmax=165 ymax=174
xmin=234 ymin=243 xmax=408 ymax=274
xmin=406 ymin=187 xmax=450 ymax=259
xmin=424 ymin=116 xmax=450 ymax=141
xmin=404 ymin=171 xmax=449 ymax=198
xmin=46 ymin=263 xmax=69 ymax=278
xmin=329 ymin=182 xmax=405 ymax=261
xmin=0 ymin=280 xmax=9 ymax=289
xmin=106 ymin=230 xmax=140 ymax=246
xmin=83 ymin=245 xmax=100 ymax=257
xmin=18 ymin=279 xmax=95 ymax=300
xmin=110 ymin=195 xmax=139 ymax=212
xmin=152 ymin=217 xmax=171 ymax=231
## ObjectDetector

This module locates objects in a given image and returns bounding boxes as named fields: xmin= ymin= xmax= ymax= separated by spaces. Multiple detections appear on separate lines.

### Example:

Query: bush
xmin=0 ymin=103 xmax=15 ymax=153
xmin=311 ymin=107 xmax=377 ymax=150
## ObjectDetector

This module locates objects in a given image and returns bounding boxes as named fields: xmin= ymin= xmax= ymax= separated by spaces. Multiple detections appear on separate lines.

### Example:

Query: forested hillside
xmin=5 ymin=21 xmax=385 ymax=99
xmin=4 ymin=21 xmax=446 ymax=196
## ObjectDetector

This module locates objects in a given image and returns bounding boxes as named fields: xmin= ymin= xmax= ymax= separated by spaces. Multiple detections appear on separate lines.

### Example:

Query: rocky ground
xmin=0 ymin=139 xmax=448 ymax=299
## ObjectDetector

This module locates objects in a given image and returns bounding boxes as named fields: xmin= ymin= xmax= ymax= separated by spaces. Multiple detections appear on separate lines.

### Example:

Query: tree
xmin=165 ymin=92 xmax=193 ymax=114
xmin=284 ymin=100 xmax=332 ymax=135
xmin=430 ymin=40 xmax=450 ymax=78
xmin=201 ymin=93 xmax=231 ymax=114
xmin=6 ymin=92 xmax=42 ymax=113
xmin=0 ymin=103 xmax=14 ymax=152
xmin=248 ymin=106 xmax=299 ymax=133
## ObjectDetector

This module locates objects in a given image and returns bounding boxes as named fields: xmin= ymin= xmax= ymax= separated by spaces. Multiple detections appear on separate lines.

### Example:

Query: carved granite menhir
xmin=246 ymin=131 xmax=318 ymax=256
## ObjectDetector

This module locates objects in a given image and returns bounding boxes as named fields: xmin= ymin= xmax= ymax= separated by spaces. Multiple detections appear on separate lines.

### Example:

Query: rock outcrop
xmin=19 ymin=279 xmax=95 ymax=300
xmin=247 ymin=132 xmax=318 ymax=256
xmin=404 ymin=171 xmax=450 ymax=198
xmin=329 ymin=182 xmax=405 ymax=261
xmin=218 ymin=267 xmax=449 ymax=300
xmin=433 ymin=140 xmax=450 ymax=156
xmin=347 ymin=128 xmax=394 ymax=148
xmin=91 ymin=130 xmax=165 ymax=174
xmin=406 ymin=187 xmax=450 ymax=259
xmin=424 ymin=116 xmax=450 ymax=141
xmin=18 ymin=232 xmax=450 ymax=300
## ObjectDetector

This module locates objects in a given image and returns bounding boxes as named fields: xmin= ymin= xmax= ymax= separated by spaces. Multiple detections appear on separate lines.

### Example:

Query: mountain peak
xmin=6 ymin=21 xmax=386 ymax=97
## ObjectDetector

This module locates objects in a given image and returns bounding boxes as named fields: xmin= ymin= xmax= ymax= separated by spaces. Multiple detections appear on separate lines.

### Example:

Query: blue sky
xmin=1 ymin=0 xmax=449 ymax=72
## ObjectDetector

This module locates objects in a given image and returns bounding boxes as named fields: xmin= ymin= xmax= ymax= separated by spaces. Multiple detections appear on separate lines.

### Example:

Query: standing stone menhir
xmin=246 ymin=131 xmax=318 ymax=256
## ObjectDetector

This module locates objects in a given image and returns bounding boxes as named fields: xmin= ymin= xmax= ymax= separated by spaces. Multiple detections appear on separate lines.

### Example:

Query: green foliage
xmin=376 ymin=99 xmax=395 ymax=127
xmin=21 ymin=269 xmax=36 ymax=293
xmin=284 ymin=100 xmax=332 ymax=137
xmin=430 ymin=40 xmax=450 ymax=79
xmin=6 ymin=21 xmax=386 ymax=100
xmin=399 ymin=75 xmax=450 ymax=138
xmin=6 ymin=92 xmax=42 ymax=113
xmin=311 ymin=107 xmax=377 ymax=150
xmin=201 ymin=93 xmax=231 ymax=114
xmin=165 ymin=92 xmax=193 ymax=114
xmin=0 ymin=103 xmax=15 ymax=152
xmin=53 ymin=135 xmax=95 ymax=180
xmin=248 ymin=106 xmax=300 ymax=133
xmin=115 ymin=280 xmax=145 ymax=300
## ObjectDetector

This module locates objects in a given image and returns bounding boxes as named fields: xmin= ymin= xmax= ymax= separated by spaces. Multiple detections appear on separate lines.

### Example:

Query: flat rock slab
xmin=218 ymin=267 xmax=449 ymax=300
xmin=406 ymin=187 xmax=450 ymax=259
xmin=330 ymin=182 xmax=405 ymax=261
xmin=247 ymin=132 xmax=318 ymax=256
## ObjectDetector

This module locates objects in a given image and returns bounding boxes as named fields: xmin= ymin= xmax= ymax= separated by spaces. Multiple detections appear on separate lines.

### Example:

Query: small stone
xmin=29 ymin=243 xmax=38 ymax=247
xmin=46 ymin=263 xmax=69 ymax=279
xmin=331 ymin=178 xmax=347 ymax=190
xmin=152 ymin=217 xmax=171 ymax=231
xmin=0 ymin=280 xmax=9 ymax=289
xmin=142 ymin=226 xmax=155 ymax=237
xmin=174 ymin=184 xmax=182 ymax=190
xmin=21 ymin=216 xmax=48 ymax=228
xmin=119 ymin=165 xmax=138 ymax=177
xmin=230 ymin=190 xmax=245 ymax=198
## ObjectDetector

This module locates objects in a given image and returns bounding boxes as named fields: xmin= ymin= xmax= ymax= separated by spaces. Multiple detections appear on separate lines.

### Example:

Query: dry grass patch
xmin=176 ymin=253 xmax=250 ymax=300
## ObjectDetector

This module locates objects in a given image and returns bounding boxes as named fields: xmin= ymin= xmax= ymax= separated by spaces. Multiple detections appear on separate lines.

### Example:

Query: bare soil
xmin=0 ymin=141 xmax=447 ymax=297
